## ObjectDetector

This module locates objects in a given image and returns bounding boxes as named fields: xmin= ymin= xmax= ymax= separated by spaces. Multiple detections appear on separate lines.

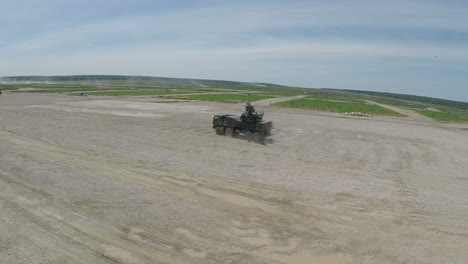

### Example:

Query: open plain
xmin=1 ymin=93 xmax=468 ymax=264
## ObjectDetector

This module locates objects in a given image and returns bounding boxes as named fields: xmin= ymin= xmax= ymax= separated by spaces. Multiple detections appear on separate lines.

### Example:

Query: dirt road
xmin=1 ymin=93 xmax=468 ymax=264
xmin=253 ymin=95 xmax=306 ymax=106
xmin=365 ymin=100 xmax=433 ymax=121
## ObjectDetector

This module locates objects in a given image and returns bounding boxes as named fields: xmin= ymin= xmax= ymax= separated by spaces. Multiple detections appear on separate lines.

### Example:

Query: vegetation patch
xmin=306 ymin=96 xmax=362 ymax=102
xmin=171 ymin=94 xmax=278 ymax=103
xmin=336 ymin=89 xmax=468 ymax=111
xmin=85 ymin=90 xmax=201 ymax=96
xmin=37 ymin=88 xmax=118 ymax=93
xmin=3 ymin=77 xmax=468 ymax=123
xmin=416 ymin=110 xmax=468 ymax=122
xmin=275 ymin=99 xmax=402 ymax=116
xmin=303 ymin=90 xmax=363 ymax=99
xmin=0 ymin=83 xmax=99 ymax=90
xmin=369 ymin=98 xmax=428 ymax=109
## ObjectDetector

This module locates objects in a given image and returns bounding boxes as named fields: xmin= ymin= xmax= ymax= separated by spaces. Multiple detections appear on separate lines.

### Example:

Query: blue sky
xmin=1 ymin=0 xmax=468 ymax=101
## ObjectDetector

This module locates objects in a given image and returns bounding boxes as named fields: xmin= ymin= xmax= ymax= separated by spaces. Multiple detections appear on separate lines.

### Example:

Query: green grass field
xmin=370 ymin=98 xmax=428 ymax=109
xmin=171 ymin=94 xmax=279 ymax=103
xmin=0 ymin=83 xmax=223 ymax=94
xmin=0 ymin=83 xmax=98 ymax=90
xmin=306 ymin=96 xmax=362 ymax=102
xmin=3 ymin=76 xmax=468 ymax=122
xmin=38 ymin=88 xmax=122 ymax=93
xmin=275 ymin=99 xmax=402 ymax=116
xmin=0 ymin=86 xmax=21 ymax=91
xmin=85 ymin=90 xmax=201 ymax=96
xmin=416 ymin=110 xmax=468 ymax=122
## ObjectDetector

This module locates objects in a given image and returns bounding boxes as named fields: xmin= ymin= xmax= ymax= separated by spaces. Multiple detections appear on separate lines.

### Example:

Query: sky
xmin=1 ymin=0 xmax=468 ymax=101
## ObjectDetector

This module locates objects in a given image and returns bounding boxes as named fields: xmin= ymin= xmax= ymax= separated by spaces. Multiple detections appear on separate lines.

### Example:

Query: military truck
xmin=213 ymin=103 xmax=273 ymax=142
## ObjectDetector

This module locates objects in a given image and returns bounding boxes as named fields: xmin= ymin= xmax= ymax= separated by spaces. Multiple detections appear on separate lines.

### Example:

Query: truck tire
xmin=225 ymin=127 xmax=233 ymax=137
xmin=215 ymin=126 xmax=224 ymax=135
xmin=253 ymin=132 xmax=262 ymax=143
xmin=245 ymin=131 xmax=253 ymax=141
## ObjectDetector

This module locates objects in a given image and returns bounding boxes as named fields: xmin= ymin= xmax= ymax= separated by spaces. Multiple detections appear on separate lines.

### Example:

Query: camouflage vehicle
xmin=212 ymin=103 xmax=273 ymax=142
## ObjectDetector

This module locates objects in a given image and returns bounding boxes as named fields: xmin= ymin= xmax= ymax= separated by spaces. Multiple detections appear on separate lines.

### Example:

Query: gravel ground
xmin=1 ymin=93 xmax=468 ymax=264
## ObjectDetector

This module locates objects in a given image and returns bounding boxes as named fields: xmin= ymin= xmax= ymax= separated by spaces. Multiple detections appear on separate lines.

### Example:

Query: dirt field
xmin=1 ymin=93 xmax=468 ymax=264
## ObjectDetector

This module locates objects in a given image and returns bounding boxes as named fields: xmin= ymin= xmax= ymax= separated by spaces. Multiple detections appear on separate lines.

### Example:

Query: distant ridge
xmin=0 ymin=75 xmax=287 ymax=89
xmin=1 ymin=75 xmax=466 ymax=105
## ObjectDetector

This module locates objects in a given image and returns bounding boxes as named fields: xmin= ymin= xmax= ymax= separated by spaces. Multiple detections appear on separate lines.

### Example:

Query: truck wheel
xmin=215 ymin=126 xmax=224 ymax=135
xmin=245 ymin=131 xmax=253 ymax=141
xmin=253 ymin=132 xmax=262 ymax=143
xmin=225 ymin=127 xmax=233 ymax=137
